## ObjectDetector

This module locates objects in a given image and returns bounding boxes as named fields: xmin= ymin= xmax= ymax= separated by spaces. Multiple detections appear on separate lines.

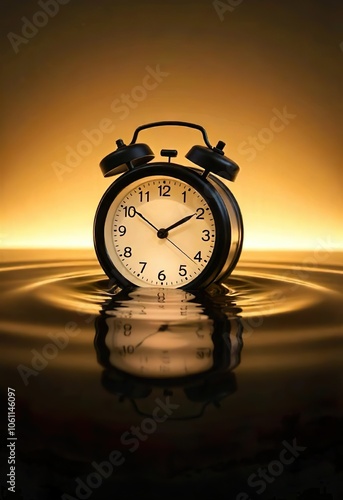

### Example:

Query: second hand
xmin=165 ymin=237 xmax=195 ymax=264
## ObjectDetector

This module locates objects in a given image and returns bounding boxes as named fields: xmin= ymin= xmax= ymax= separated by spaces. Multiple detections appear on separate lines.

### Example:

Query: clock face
xmin=103 ymin=175 xmax=217 ymax=287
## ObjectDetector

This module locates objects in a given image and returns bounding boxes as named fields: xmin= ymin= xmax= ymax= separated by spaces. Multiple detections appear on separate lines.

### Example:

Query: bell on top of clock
xmin=94 ymin=121 xmax=243 ymax=290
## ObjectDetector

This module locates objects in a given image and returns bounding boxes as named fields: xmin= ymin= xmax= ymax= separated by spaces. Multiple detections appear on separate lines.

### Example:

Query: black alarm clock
xmin=94 ymin=121 xmax=243 ymax=290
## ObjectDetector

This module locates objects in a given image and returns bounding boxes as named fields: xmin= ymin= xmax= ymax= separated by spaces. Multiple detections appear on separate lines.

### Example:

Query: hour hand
xmin=158 ymin=213 xmax=196 ymax=238
xmin=165 ymin=213 xmax=196 ymax=232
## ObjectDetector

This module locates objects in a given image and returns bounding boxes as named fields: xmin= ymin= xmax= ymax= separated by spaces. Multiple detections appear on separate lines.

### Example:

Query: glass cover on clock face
xmin=104 ymin=175 xmax=217 ymax=288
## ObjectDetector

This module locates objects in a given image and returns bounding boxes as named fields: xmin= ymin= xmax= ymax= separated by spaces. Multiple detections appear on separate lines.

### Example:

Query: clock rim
xmin=93 ymin=162 xmax=231 ymax=290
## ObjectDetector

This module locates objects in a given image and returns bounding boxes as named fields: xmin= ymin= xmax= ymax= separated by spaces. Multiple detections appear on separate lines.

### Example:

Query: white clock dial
xmin=104 ymin=176 xmax=216 ymax=287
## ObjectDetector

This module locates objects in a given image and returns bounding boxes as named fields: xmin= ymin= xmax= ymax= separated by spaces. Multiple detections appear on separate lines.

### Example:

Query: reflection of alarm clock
xmin=94 ymin=121 xmax=243 ymax=290
xmin=102 ymin=305 xmax=217 ymax=379
xmin=96 ymin=287 xmax=243 ymax=379
xmin=94 ymin=287 xmax=243 ymax=419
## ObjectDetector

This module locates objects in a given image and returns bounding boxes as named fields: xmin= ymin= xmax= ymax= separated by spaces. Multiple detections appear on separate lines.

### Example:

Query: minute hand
xmin=135 ymin=211 xmax=159 ymax=232
xmin=164 ymin=213 xmax=196 ymax=233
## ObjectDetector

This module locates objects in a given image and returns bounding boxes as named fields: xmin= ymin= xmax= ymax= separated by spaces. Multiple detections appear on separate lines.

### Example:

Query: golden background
xmin=2 ymin=0 xmax=342 ymax=251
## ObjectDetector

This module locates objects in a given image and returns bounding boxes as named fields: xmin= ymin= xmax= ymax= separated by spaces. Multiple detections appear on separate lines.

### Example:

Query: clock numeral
xmin=124 ymin=247 xmax=132 ymax=258
xmin=123 ymin=324 xmax=132 ymax=336
xmin=118 ymin=225 xmax=126 ymax=236
xmin=139 ymin=191 xmax=150 ymax=202
xmin=196 ymin=208 xmax=205 ymax=219
xmin=196 ymin=348 xmax=212 ymax=359
xmin=180 ymin=305 xmax=188 ymax=316
xmin=179 ymin=264 xmax=187 ymax=277
xmin=123 ymin=206 xmax=136 ymax=218
xmin=182 ymin=190 xmax=187 ymax=203
xmin=119 ymin=345 xmax=135 ymax=356
xmin=158 ymin=185 xmax=171 ymax=197
xmin=196 ymin=326 xmax=205 ymax=338
xmin=139 ymin=261 xmax=147 ymax=273
xmin=158 ymin=270 xmax=166 ymax=281
xmin=201 ymin=229 xmax=210 ymax=241
xmin=194 ymin=251 xmax=202 ymax=262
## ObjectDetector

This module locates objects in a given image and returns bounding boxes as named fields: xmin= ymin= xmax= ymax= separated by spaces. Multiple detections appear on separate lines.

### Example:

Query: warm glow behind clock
xmin=2 ymin=1 xmax=342 ymax=251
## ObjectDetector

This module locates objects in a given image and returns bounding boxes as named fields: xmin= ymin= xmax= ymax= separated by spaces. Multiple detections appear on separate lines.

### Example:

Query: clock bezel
xmin=93 ymin=163 xmax=231 ymax=290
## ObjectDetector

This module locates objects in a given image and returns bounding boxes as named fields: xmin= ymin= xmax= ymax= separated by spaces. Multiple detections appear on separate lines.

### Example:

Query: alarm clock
xmin=94 ymin=121 xmax=243 ymax=290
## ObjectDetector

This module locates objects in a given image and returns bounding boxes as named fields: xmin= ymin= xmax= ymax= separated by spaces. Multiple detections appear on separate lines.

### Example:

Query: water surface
xmin=0 ymin=250 xmax=342 ymax=499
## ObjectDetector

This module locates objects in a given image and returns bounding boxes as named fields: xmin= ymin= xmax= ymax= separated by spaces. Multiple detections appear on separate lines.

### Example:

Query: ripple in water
xmin=0 ymin=252 xmax=342 ymax=371
xmin=1 ymin=251 xmax=342 ymax=498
